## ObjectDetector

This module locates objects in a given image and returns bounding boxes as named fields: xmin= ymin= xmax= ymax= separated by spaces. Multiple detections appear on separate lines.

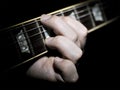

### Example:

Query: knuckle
xmin=53 ymin=36 xmax=64 ymax=45
xmin=49 ymin=15 xmax=61 ymax=24
xmin=70 ymin=33 xmax=77 ymax=42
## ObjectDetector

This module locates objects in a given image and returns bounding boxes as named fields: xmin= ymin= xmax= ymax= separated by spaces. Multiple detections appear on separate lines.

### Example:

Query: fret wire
xmin=22 ymin=24 xmax=35 ymax=56
xmin=3 ymin=0 xmax=109 ymax=32
xmin=18 ymin=25 xmax=42 ymax=36
xmin=19 ymin=12 xmax=91 ymax=36
xmin=8 ymin=7 xmax=108 ymax=44
xmin=3 ymin=0 xmax=111 ymax=47
xmin=35 ymin=19 xmax=44 ymax=39
xmin=7 ymin=20 xmax=41 ymax=34
xmin=6 ymin=1 xmax=108 ymax=34
xmin=73 ymin=7 xmax=79 ymax=19
xmin=77 ymin=13 xmax=90 ymax=19
xmin=1 ymin=0 xmax=118 ymax=70
xmin=17 ymin=8 xmax=90 ymax=33
xmin=0 ymin=37 xmax=45 ymax=55
xmin=9 ymin=12 xmax=90 ymax=47
xmin=87 ymin=4 xmax=96 ymax=27
xmin=7 ymin=29 xmax=46 ymax=47
xmin=7 ymin=11 xmax=90 ymax=47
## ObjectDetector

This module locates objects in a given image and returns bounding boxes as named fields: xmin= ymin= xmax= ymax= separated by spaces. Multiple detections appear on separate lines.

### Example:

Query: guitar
xmin=0 ymin=0 xmax=119 ymax=72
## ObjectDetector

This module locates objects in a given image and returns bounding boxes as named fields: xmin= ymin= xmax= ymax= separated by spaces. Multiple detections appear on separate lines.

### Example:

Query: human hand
xmin=26 ymin=14 xmax=87 ymax=83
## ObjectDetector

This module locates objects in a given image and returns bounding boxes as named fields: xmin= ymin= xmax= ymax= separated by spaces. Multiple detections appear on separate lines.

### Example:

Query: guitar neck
xmin=0 ymin=0 xmax=118 ymax=71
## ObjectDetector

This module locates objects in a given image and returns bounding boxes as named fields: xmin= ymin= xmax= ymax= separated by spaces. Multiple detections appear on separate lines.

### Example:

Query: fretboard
xmin=0 ymin=0 xmax=119 ymax=71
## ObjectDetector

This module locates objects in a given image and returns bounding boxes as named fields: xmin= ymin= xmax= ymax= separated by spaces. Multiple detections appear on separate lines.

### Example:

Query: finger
xmin=26 ymin=57 xmax=57 ymax=81
xmin=40 ymin=14 xmax=77 ymax=42
xmin=45 ymin=36 xmax=82 ymax=63
xmin=62 ymin=16 xmax=88 ymax=47
xmin=54 ymin=57 xmax=79 ymax=83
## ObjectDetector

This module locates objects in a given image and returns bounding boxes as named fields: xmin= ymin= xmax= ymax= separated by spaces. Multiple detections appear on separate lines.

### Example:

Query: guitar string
xmin=5 ymin=1 xmax=107 ymax=46
xmin=1 ymin=0 xmax=114 ymax=68
xmin=3 ymin=0 xmax=117 ymax=69
xmin=7 ymin=10 xmax=91 ymax=45
xmin=13 ymin=1 xmax=108 ymax=35
xmin=7 ymin=1 xmax=105 ymax=32
xmin=8 ymin=12 xmax=92 ymax=46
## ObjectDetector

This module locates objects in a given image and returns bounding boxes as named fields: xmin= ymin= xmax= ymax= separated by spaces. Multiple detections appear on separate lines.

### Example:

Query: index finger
xmin=40 ymin=14 xmax=77 ymax=41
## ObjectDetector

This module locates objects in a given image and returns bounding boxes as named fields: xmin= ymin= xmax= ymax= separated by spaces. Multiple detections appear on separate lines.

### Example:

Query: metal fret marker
xmin=16 ymin=30 xmax=30 ymax=53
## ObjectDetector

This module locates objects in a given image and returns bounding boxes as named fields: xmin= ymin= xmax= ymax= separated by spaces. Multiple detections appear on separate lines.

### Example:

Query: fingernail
xmin=40 ymin=14 xmax=51 ymax=22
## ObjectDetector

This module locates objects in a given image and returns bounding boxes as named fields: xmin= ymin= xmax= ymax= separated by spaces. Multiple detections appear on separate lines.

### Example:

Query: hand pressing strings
xmin=26 ymin=14 xmax=88 ymax=83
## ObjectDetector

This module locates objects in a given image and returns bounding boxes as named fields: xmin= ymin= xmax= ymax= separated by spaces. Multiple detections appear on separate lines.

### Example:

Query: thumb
xmin=54 ymin=57 xmax=79 ymax=83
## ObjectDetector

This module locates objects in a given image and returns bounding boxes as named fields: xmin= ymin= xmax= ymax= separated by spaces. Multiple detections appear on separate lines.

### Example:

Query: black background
xmin=0 ymin=0 xmax=120 ymax=89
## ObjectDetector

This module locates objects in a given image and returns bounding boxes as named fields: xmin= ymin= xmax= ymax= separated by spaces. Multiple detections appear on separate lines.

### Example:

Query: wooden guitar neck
xmin=0 ymin=0 xmax=119 ymax=71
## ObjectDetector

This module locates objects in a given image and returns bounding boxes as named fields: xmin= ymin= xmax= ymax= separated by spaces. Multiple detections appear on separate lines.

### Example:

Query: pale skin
xmin=26 ymin=14 xmax=88 ymax=83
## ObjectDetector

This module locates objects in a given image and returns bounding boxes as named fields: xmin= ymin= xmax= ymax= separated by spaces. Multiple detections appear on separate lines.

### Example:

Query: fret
xmin=37 ymin=18 xmax=56 ymax=37
xmin=63 ymin=9 xmax=77 ymax=20
xmin=87 ymin=4 xmax=96 ymax=27
xmin=0 ymin=21 xmax=48 ymax=70
xmin=35 ymin=19 xmax=44 ymax=39
xmin=0 ymin=26 xmax=34 ymax=70
xmin=1 ymin=0 xmax=118 ymax=71
xmin=23 ymin=20 xmax=47 ymax=56
xmin=41 ymin=26 xmax=50 ymax=39
xmin=35 ymin=20 xmax=41 ymax=32
xmin=29 ymin=32 xmax=46 ymax=54
xmin=76 ymin=5 xmax=93 ymax=29
xmin=22 ymin=24 xmax=35 ymax=56
xmin=73 ymin=7 xmax=79 ymax=20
